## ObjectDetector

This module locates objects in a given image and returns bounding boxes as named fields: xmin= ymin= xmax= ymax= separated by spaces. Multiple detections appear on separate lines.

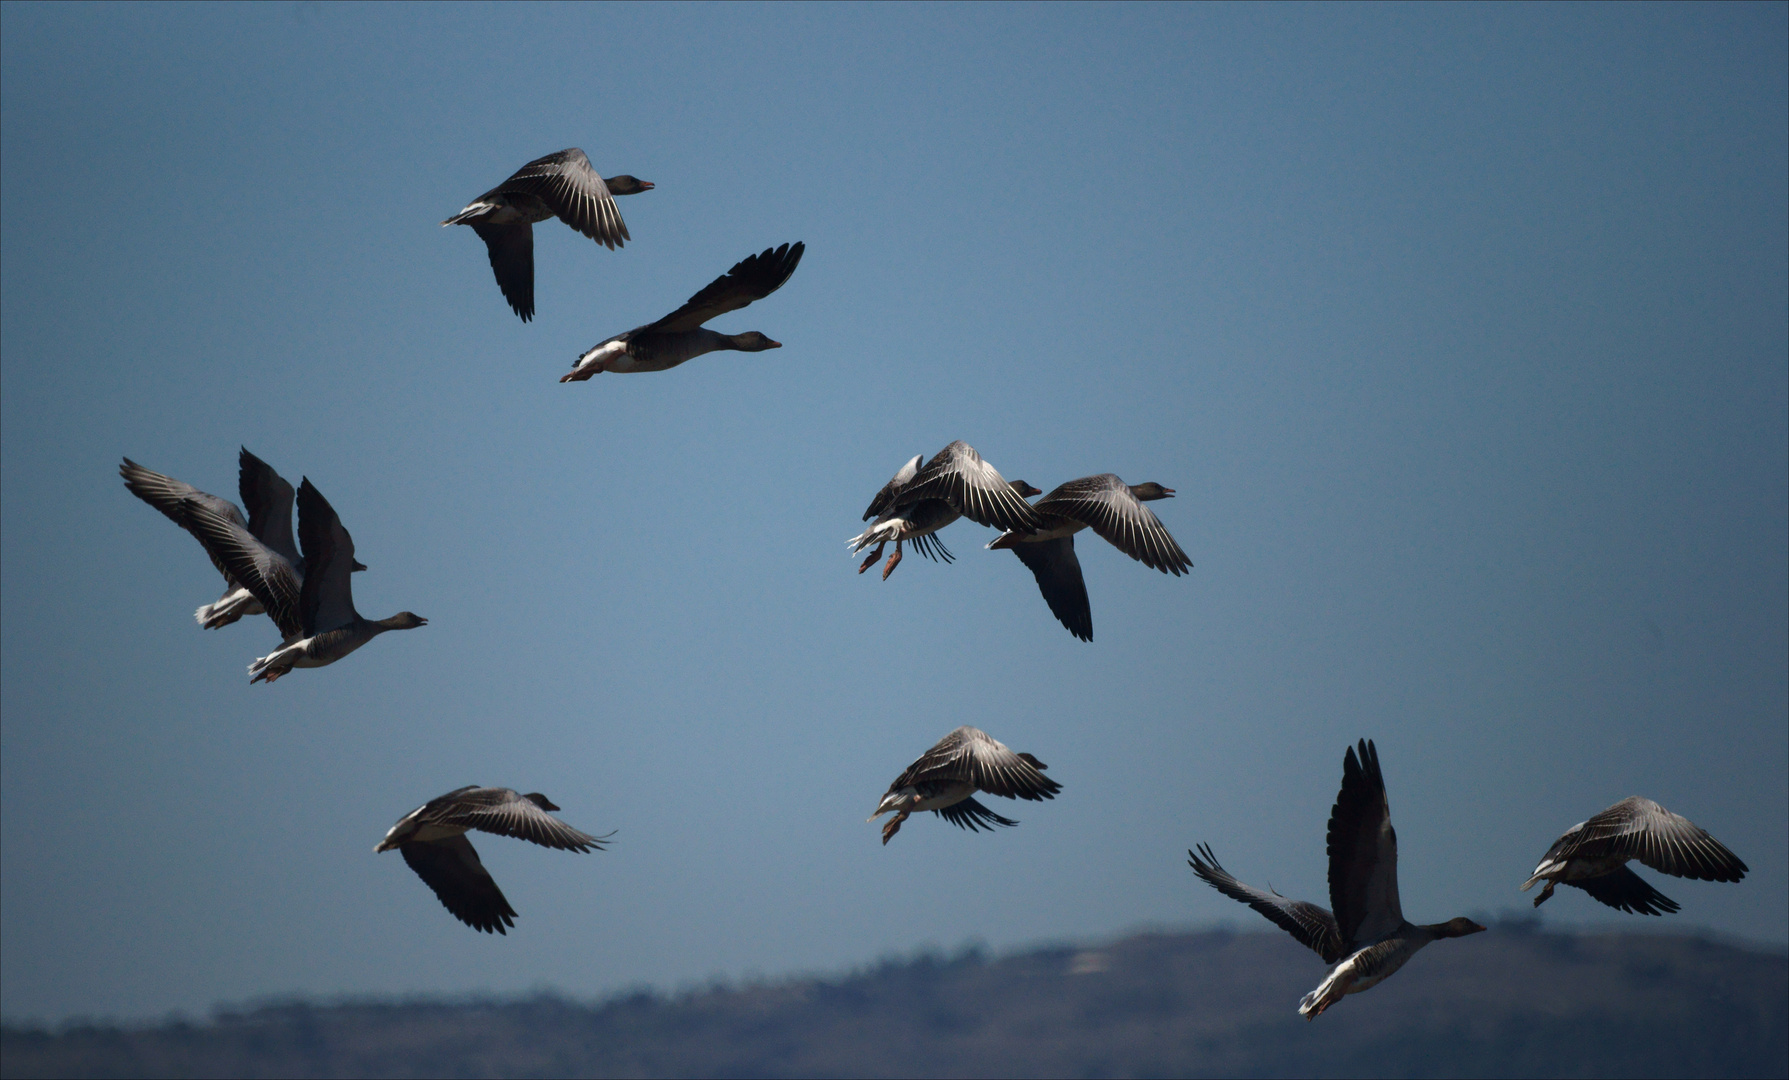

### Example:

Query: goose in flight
xmin=562 ymin=242 xmax=804 ymax=380
xmin=376 ymin=786 xmax=609 ymax=934
xmin=1521 ymin=797 xmax=1747 ymax=915
xmin=988 ymin=475 xmax=1190 ymax=642
xmin=183 ymin=479 xmax=424 ymax=683
xmin=848 ymin=442 xmax=1043 ymax=579
xmin=869 ymin=726 xmax=1061 ymax=844
xmin=120 ymin=450 xmax=362 ymax=629
xmin=444 ymin=148 xmax=653 ymax=321
xmin=1187 ymin=740 xmax=1484 ymax=1019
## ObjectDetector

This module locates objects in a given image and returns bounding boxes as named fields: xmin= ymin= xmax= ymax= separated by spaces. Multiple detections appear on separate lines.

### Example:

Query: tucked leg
xmin=881 ymin=540 xmax=905 ymax=581
xmin=881 ymin=810 xmax=910 ymax=844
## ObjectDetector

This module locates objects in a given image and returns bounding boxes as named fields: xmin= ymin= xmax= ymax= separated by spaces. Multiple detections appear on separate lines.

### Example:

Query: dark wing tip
xmin=1572 ymin=866 xmax=1683 ymax=916
xmin=1188 ymin=843 xmax=1229 ymax=883
xmin=749 ymin=241 xmax=805 ymax=295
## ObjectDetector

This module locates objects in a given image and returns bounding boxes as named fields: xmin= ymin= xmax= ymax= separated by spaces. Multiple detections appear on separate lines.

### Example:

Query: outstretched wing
xmin=908 ymin=531 xmax=955 ymax=564
xmin=1008 ymin=536 xmax=1092 ymax=642
xmin=891 ymin=726 xmax=1061 ymax=802
xmin=893 ymin=441 xmax=1042 ymax=534
xmin=399 ymin=836 xmax=517 ymax=935
xmin=295 ymin=480 xmax=359 ymax=636
xmin=1568 ymin=866 xmax=1681 ymax=916
xmin=120 ymin=458 xmax=247 ymax=585
xmin=179 ymin=497 xmax=304 ymax=639
xmin=495 ymin=148 xmax=630 ymax=249
xmin=237 ymin=448 xmax=299 ymax=565
xmin=471 ymin=222 xmax=536 ymax=322
xmin=864 ymin=454 xmax=924 ymax=521
xmin=1188 ymin=844 xmax=1344 ymax=963
xmin=435 ymin=788 xmax=608 ymax=853
xmin=647 ymin=242 xmax=805 ymax=335
xmin=1034 ymin=475 xmax=1191 ymax=575
xmin=1542 ymin=797 xmax=1748 ymax=883
xmin=1326 ymin=739 xmax=1402 ymax=951
xmin=934 ymin=796 xmax=1020 ymax=832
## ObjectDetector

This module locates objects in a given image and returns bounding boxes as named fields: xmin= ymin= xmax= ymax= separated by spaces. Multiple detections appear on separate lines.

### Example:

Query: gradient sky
xmin=2 ymin=2 xmax=1784 ymax=1024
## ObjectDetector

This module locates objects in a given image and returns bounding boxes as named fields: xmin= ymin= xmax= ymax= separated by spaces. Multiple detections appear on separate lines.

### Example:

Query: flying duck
xmin=1188 ymin=740 xmax=1485 ymax=1019
xmin=869 ymin=726 xmax=1061 ymax=844
xmin=1521 ymin=797 xmax=1747 ymax=915
xmin=444 ymin=148 xmax=653 ymax=321
xmin=120 ymin=450 xmax=362 ymax=629
xmin=376 ymin=786 xmax=609 ymax=934
xmin=988 ymin=475 xmax=1191 ymax=641
xmin=561 ymin=242 xmax=804 ymax=380
xmin=848 ymin=442 xmax=1043 ymax=579
xmin=183 ymin=479 xmax=424 ymax=682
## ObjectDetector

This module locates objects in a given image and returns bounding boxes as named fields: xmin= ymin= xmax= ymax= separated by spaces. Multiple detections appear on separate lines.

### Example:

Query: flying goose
xmin=989 ymin=475 xmax=1191 ymax=642
xmin=184 ymin=479 xmax=424 ymax=682
xmin=1187 ymin=740 xmax=1484 ymax=1019
xmin=120 ymin=450 xmax=362 ymax=629
xmin=848 ymin=442 xmax=1044 ymax=579
xmin=376 ymin=786 xmax=609 ymax=934
xmin=1521 ymin=797 xmax=1747 ymax=915
xmin=562 ymin=242 xmax=804 ymax=380
xmin=444 ymin=148 xmax=653 ymax=321
xmin=869 ymin=726 xmax=1061 ymax=844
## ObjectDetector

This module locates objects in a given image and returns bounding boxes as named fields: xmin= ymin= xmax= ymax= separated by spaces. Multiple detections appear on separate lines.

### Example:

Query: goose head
xmin=523 ymin=793 xmax=560 ymax=811
xmin=1129 ymin=482 xmax=1175 ymax=501
xmin=725 ymin=331 xmax=781 ymax=352
xmin=1434 ymin=917 xmax=1487 ymax=938
xmin=378 ymin=612 xmax=428 ymax=630
xmin=606 ymin=175 xmax=655 ymax=195
xmin=1009 ymin=481 xmax=1043 ymax=498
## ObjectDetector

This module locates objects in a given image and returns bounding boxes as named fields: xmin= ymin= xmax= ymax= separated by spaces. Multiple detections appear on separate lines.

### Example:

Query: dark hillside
xmin=5 ymin=925 xmax=1784 ymax=1079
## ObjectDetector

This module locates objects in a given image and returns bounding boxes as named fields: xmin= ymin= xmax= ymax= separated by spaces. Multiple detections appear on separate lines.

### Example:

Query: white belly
xmin=1028 ymin=519 xmax=1087 ymax=542
xmin=569 ymin=339 xmax=629 ymax=379
xmin=1555 ymin=854 xmax=1632 ymax=881
xmin=908 ymin=781 xmax=975 ymax=812
xmin=411 ymin=823 xmax=471 ymax=843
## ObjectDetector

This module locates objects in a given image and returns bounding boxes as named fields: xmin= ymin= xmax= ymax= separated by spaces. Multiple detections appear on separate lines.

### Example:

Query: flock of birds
xmin=118 ymin=148 xmax=1750 ymax=1019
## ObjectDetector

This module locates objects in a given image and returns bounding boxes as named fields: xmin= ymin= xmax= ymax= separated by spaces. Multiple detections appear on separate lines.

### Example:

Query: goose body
xmin=247 ymin=480 xmax=425 ymax=682
xmin=848 ymin=442 xmax=1042 ymax=579
xmin=562 ymin=242 xmax=804 ymax=380
xmin=376 ymin=786 xmax=608 ymax=934
xmin=576 ymin=327 xmax=745 ymax=375
xmin=121 ymin=450 xmax=360 ymax=630
xmin=1187 ymin=740 xmax=1484 ymax=1020
xmin=186 ymin=477 xmax=423 ymax=683
xmin=249 ymin=615 xmax=424 ymax=681
xmin=1520 ymin=797 xmax=1747 ymax=915
xmin=870 ymin=726 xmax=1061 ymax=844
xmin=989 ymin=474 xmax=1191 ymax=642
xmin=444 ymin=148 xmax=652 ymax=321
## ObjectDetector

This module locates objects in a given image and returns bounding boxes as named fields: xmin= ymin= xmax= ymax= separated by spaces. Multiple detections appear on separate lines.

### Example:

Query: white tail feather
xmin=1298 ymin=962 xmax=1352 ymax=1020
xmin=195 ymin=588 xmax=260 ymax=629
xmin=441 ymin=201 xmax=497 ymax=226
xmin=248 ymin=643 xmax=297 ymax=682
xmin=1522 ymin=858 xmax=1564 ymax=890
xmin=847 ymin=521 xmax=899 ymax=554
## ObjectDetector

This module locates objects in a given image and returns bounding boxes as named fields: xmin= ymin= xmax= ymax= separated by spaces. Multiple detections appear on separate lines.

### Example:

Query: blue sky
xmin=2 ymin=2 xmax=1784 ymax=1023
